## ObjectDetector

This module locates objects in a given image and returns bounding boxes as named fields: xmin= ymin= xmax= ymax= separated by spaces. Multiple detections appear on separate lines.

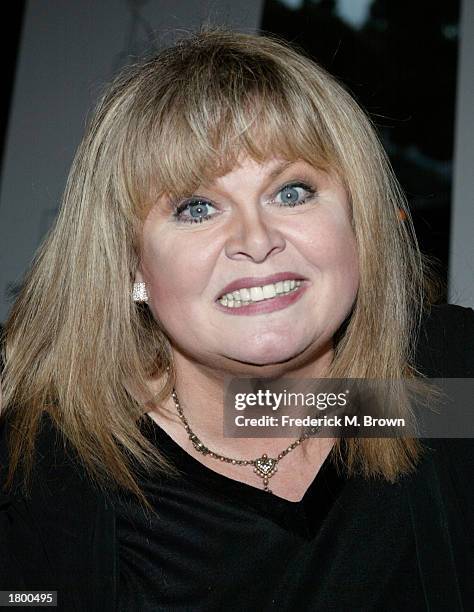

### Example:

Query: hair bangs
xmin=125 ymin=48 xmax=338 ymax=212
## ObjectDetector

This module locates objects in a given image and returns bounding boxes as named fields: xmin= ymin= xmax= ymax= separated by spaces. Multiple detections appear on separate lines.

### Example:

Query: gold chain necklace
xmin=171 ymin=388 xmax=319 ymax=493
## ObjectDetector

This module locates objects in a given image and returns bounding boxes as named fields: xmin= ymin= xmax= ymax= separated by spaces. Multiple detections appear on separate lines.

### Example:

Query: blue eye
xmin=274 ymin=182 xmax=316 ymax=207
xmin=172 ymin=181 xmax=317 ymax=224
xmin=172 ymin=199 xmax=217 ymax=224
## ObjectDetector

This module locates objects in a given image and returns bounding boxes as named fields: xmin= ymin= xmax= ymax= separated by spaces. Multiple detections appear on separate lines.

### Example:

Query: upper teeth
xmin=218 ymin=279 xmax=302 ymax=307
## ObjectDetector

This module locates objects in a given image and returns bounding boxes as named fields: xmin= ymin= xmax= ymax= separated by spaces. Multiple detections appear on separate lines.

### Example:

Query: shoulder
xmin=415 ymin=303 xmax=474 ymax=377
xmin=421 ymin=437 xmax=474 ymax=496
xmin=1 ymin=411 xmax=108 ymax=513
xmin=0 ymin=412 xmax=116 ymax=603
xmin=406 ymin=437 xmax=474 ymax=534
xmin=413 ymin=303 xmax=474 ymax=490
xmin=420 ymin=303 xmax=474 ymax=337
xmin=412 ymin=438 xmax=474 ymax=560
xmin=405 ymin=437 xmax=474 ymax=605
xmin=0 ymin=412 xmax=105 ymax=533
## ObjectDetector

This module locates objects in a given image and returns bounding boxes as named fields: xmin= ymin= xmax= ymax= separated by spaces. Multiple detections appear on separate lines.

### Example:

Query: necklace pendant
xmin=254 ymin=453 xmax=278 ymax=481
xmin=171 ymin=387 xmax=309 ymax=497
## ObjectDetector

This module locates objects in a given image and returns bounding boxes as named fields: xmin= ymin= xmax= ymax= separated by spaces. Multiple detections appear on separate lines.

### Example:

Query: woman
xmin=1 ymin=28 xmax=473 ymax=611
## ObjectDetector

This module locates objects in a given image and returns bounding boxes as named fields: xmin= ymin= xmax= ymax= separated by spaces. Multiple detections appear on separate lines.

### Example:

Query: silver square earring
xmin=132 ymin=282 xmax=149 ymax=303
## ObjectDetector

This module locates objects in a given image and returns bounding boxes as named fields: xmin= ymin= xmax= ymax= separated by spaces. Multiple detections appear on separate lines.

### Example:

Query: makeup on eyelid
xmin=171 ymin=180 xmax=318 ymax=224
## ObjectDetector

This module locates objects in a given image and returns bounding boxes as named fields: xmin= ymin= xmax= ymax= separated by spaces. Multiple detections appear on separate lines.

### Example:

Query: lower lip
xmin=215 ymin=282 xmax=309 ymax=316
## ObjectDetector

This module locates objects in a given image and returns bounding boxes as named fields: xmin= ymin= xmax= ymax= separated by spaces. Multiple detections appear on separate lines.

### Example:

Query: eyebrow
xmin=266 ymin=160 xmax=296 ymax=180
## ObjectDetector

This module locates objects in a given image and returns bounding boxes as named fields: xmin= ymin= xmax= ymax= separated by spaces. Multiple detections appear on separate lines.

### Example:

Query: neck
xmin=152 ymin=341 xmax=335 ymax=460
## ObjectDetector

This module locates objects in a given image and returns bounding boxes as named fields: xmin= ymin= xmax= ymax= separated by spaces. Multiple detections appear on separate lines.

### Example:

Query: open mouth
xmin=217 ymin=279 xmax=305 ymax=309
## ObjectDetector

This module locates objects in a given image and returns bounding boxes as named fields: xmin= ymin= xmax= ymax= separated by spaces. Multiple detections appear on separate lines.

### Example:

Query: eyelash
xmin=171 ymin=181 xmax=317 ymax=224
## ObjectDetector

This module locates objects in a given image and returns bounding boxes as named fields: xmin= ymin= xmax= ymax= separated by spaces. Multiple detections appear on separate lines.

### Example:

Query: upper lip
xmin=216 ymin=272 xmax=307 ymax=300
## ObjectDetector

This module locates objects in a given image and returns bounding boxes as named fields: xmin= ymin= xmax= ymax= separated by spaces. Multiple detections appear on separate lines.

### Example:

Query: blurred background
xmin=0 ymin=0 xmax=472 ymax=323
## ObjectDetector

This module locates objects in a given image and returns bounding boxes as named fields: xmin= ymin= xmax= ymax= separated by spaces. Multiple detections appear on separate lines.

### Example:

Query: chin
xmin=228 ymin=344 xmax=306 ymax=368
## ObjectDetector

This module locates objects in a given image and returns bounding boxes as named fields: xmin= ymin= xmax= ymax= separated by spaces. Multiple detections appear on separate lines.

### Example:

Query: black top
xmin=1 ymin=304 xmax=474 ymax=611
xmin=118 ymin=417 xmax=424 ymax=611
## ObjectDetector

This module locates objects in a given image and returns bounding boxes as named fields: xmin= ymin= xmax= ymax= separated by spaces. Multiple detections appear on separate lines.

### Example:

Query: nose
xmin=224 ymin=207 xmax=286 ymax=263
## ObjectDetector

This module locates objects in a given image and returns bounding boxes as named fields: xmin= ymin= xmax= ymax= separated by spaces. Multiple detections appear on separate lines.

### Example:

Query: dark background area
xmin=261 ymin=0 xmax=461 ymax=299
xmin=0 ymin=2 xmax=25 ymax=180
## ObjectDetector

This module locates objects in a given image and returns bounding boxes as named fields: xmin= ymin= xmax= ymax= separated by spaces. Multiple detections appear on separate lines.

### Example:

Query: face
xmin=136 ymin=157 xmax=359 ymax=375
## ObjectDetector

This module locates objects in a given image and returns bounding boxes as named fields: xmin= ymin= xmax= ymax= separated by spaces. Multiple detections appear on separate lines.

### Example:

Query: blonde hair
xmin=1 ymin=28 xmax=436 ymax=507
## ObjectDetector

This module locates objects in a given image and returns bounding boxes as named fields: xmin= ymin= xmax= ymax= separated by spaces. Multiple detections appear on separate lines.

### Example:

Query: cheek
xmin=141 ymin=235 xmax=214 ymax=316
xmin=299 ymin=217 xmax=359 ymax=309
xmin=334 ymin=229 xmax=359 ymax=277
xmin=328 ymin=228 xmax=359 ymax=292
xmin=300 ymin=215 xmax=358 ymax=269
xmin=329 ymin=231 xmax=359 ymax=311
